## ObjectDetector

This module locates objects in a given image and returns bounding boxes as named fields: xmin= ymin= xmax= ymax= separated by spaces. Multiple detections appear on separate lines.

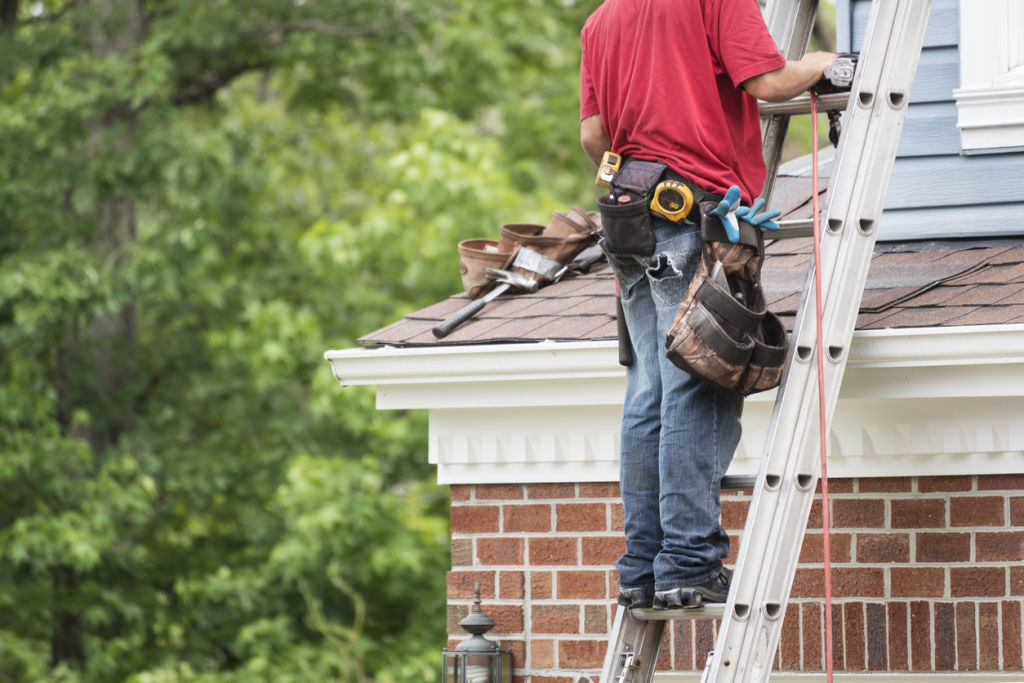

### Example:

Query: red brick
xmin=530 ymin=678 xmax=576 ymax=683
xmin=778 ymin=602 xmax=801 ymax=670
xmin=721 ymin=499 xmax=750 ymax=530
xmin=725 ymin=533 xmax=741 ymax=565
xmin=478 ymin=537 xmax=524 ymax=565
xmin=451 ymin=538 xmax=473 ymax=567
xmin=582 ymin=536 xmax=625 ymax=566
xmin=830 ymin=603 xmax=843 ymax=671
xmin=584 ymin=604 xmax=608 ymax=634
xmin=844 ymin=602 xmax=866 ymax=670
xmin=917 ymin=532 xmax=971 ymax=562
xmin=611 ymin=502 xmax=624 ymax=532
xmin=558 ymin=639 xmax=606 ymax=668
xmin=934 ymin=602 xmax=956 ymax=671
xmin=672 ymin=620 xmax=694 ymax=670
xmin=656 ymin=630 xmax=673 ymax=671
xmin=527 ymin=483 xmax=575 ymax=499
xmin=532 ymin=604 xmax=579 ymax=633
xmin=832 ymin=499 xmax=885 ymax=528
xmin=891 ymin=498 xmax=946 ymax=528
xmin=909 ymin=601 xmax=931 ymax=671
xmin=888 ymin=602 xmax=909 ymax=670
xmin=976 ymin=531 xmax=1024 ymax=561
xmin=978 ymin=602 xmax=1000 ymax=669
xmin=802 ymin=601 xmax=823 ymax=670
xmin=859 ymin=477 xmax=912 ymax=493
xmin=504 ymin=504 xmax=551 ymax=533
xmin=950 ymin=566 xmax=1006 ymax=597
xmin=1013 ymin=566 xmax=1024 ymax=595
xmin=891 ymin=567 xmax=944 ymax=597
xmin=530 ymin=639 xmax=555 ymax=669
xmin=833 ymin=567 xmax=886 ymax=598
xmin=1005 ymin=600 xmax=1023 ymax=671
xmin=1011 ymin=497 xmax=1024 ymax=525
xmin=488 ymin=604 xmax=523 ymax=633
xmin=447 ymin=604 xmax=469 ymax=634
xmin=819 ymin=477 xmax=855 ymax=493
xmin=477 ymin=483 xmax=524 ymax=500
xmin=531 ymin=571 xmax=553 ymax=599
xmin=978 ymin=474 xmax=1024 ymax=491
xmin=450 ymin=484 xmax=471 ymax=502
xmin=856 ymin=533 xmax=910 ymax=563
xmin=955 ymin=602 xmax=977 ymax=671
xmin=556 ymin=502 xmax=607 ymax=532
xmin=500 ymin=639 xmax=525 ymax=671
xmin=500 ymin=571 xmax=525 ymax=599
xmin=695 ymin=619 xmax=716 ymax=670
xmin=791 ymin=568 xmax=825 ymax=598
xmin=865 ymin=602 xmax=888 ymax=671
xmin=950 ymin=496 xmax=1005 ymax=527
xmin=451 ymin=504 xmax=500 ymax=534
xmin=919 ymin=475 xmax=972 ymax=492
xmin=528 ymin=537 xmax=577 ymax=566
xmin=447 ymin=570 xmax=496 ymax=599
xmin=579 ymin=482 xmax=619 ymax=498
xmin=800 ymin=532 xmax=852 ymax=563
xmin=556 ymin=570 xmax=606 ymax=600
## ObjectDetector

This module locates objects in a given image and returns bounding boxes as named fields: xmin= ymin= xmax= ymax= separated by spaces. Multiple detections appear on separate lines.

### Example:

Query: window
xmin=953 ymin=0 xmax=1024 ymax=152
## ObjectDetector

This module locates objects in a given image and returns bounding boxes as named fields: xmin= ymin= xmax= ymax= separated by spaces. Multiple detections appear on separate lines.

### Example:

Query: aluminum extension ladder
xmin=596 ymin=1 xmax=932 ymax=681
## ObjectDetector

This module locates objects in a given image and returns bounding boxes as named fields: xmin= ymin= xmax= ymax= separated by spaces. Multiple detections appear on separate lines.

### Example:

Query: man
xmin=579 ymin=0 xmax=836 ymax=609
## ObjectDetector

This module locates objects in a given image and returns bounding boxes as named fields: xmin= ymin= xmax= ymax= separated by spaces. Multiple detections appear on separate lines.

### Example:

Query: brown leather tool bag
xmin=665 ymin=202 xmax=788 ymax=395
xmin=497 ymin=207 xmax=600 ymax=285
xmin=458 ymin=238 xmax=516 ymax=299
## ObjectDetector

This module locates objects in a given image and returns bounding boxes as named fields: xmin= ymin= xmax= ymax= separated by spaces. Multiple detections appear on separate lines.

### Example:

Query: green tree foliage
xmin=0 ymin=0 xmax=832 ymax=679
xmin=0 ymin=0 xmax=601 ymax=680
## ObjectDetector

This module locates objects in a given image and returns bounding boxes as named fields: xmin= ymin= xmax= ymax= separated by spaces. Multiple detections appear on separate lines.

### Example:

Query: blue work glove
xmin=709 ymin=185 xmax=743 ymax=243
xmin=736 ymin=197 xmax=782 ymax=232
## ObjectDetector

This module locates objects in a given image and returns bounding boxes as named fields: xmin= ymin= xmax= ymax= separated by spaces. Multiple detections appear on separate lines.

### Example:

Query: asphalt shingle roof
xmin=359 ymin=156 xmax=1024 ymax=347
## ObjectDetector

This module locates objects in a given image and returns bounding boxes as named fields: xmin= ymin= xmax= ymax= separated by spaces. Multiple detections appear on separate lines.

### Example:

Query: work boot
xmin=653 ymin=567 xmax=732 ymax=610
xmin=616 ymin=586 xmax=654 ymax=609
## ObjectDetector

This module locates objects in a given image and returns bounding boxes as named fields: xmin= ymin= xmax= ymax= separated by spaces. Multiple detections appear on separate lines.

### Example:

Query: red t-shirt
xmin=580 ymin=0 xmax=786 ymax=202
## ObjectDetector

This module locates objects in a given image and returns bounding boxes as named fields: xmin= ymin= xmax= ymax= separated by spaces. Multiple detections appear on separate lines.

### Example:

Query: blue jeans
xmin=604 ymin=218 xmax=743 ymax=592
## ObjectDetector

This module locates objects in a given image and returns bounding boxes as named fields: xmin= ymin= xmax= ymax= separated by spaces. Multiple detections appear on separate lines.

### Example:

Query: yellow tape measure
xmin=649 ymin=180 xmax=694 ymax=222
xmin=595 ymin=151 xmax=622 ymax=188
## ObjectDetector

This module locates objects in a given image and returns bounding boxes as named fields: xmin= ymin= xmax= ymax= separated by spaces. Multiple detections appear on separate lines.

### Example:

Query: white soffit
xmin=325 ymin=324 xmax=1024 ymax=484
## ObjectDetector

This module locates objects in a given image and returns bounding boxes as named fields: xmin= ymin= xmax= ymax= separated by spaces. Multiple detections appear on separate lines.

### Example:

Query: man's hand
xmin=742 ymin=51 xmax=838 ymax=102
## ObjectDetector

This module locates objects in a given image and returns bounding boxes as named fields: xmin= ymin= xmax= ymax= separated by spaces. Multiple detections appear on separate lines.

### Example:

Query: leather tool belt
xmin=664 ymin=202 xmax=788 ymax=396
xmin=597 ymin=158 xmax=722 ymax=257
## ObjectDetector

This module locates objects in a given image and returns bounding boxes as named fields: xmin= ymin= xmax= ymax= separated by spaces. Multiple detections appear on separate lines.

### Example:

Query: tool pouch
xmin=597 ymin=194 xmax=655 ymax=256
xmin=498 ymin=207 xmax=600 ymax=285
xmin=596 ymin=159 xmax=668 ymax=257
xmin=458 ymin=238 xmax=516 ymax=298
xmin=665 ymin=202 xmax=788 ymax=395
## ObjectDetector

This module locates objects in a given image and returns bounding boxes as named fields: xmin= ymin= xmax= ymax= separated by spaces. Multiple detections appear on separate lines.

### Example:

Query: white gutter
xmin=325 ymin=324 xmax=1024 ymax=484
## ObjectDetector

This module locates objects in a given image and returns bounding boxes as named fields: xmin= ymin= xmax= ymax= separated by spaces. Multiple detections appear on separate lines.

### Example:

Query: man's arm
xmin=581 ymin=114 xmax=611 ymax=166
xmin=742 ymin=51 xmax=837 ymax=102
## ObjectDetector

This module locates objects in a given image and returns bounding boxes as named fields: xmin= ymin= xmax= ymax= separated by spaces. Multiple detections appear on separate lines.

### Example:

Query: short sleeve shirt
xmin=580 ymin=0 xmax=786 ymax=201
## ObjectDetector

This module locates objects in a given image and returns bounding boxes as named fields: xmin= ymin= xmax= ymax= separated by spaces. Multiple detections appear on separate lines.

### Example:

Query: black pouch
xmin=597 ymin=159 xmax=668 ymax=257
xmin=597 ymin=193 xmax=656 ymax=256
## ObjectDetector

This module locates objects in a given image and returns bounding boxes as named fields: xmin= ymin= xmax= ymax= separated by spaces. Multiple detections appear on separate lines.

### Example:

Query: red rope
xmin=810 ymin=90 xmax=835 ymax=682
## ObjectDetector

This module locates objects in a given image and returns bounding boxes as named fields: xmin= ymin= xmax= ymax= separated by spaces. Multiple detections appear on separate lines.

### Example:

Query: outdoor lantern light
xmin=442 ymin=583 xmax=513 ymax=683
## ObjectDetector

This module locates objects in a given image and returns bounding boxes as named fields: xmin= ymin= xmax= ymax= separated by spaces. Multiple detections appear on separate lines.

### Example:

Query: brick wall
xmin=446 ymin=475 xmax=1024 ymax=682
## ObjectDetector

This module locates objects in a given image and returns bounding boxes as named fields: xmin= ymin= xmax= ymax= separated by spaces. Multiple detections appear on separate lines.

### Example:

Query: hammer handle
xmin=432 ymin=284 xmax=510 ymax=338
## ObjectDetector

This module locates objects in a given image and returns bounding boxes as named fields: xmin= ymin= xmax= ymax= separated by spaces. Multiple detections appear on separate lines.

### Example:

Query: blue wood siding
xmin=836 ymin=0 xmax=1024 ymax=241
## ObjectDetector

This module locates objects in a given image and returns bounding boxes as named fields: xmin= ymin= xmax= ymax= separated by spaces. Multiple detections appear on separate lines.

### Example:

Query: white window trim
xmin=953 ymin=0 xmax=1024 ymax=151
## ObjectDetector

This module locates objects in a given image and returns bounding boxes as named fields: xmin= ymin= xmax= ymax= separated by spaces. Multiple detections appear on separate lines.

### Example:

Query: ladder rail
xmin=703 ymin=1 xmax=932 ymax=680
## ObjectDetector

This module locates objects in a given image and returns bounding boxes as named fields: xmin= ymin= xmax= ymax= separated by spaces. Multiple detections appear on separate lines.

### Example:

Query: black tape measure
xmin=649 ymin=180 xmax=694 ymax=222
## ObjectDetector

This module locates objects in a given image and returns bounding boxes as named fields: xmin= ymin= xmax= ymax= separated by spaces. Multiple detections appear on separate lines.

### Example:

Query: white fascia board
xmin=325 ymin=325 xmax=1024 ymax=484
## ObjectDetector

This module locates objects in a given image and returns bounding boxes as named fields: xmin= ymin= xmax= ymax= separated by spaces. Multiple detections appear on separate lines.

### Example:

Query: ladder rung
xmin=759 ymin=91 xmax=850 ymax=116
xmin=773 ymin=218 xmax=814 ymax=239
xmin=720 ymin=474 xmax=756 ymax=491
xmin=629 ymin=605 xmax=726 ymax=621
